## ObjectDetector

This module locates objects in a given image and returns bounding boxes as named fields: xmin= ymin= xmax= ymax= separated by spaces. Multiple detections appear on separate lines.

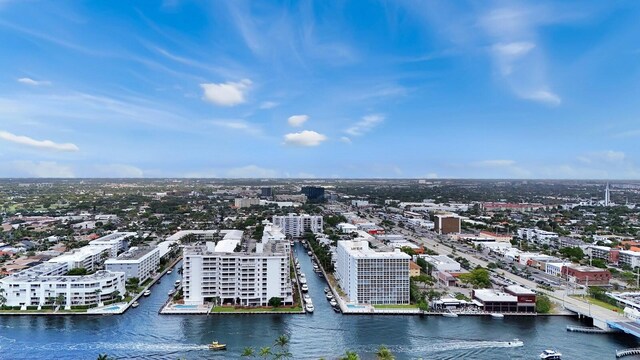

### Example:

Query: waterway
xmin=1 ymin=243 xmax=639 ymax=359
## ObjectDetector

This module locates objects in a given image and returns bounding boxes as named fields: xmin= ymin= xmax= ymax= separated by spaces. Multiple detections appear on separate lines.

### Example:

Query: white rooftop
xmin=49 ymin=245 xmax=112 ymax=264
xmin=473 ymin=289 xmax=517 ymax=303
xmin=214 ymin=239 xmax=240 ymax=253
xmin=338 ymin=240 xmax=410 ymax=260
xmin=505 ymin=285 xmax=535 ymax=295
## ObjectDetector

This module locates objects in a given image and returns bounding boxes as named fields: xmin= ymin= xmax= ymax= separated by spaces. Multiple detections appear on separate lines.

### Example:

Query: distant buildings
xmin=335 ymin=239 xmax=410 ymax=305
xmin=517 ymin=228 xmax=558 ymax=246
xmin=272 ymin=213 xmax=323 ymax=238
xmin=433 ymin=214 xmax=461 ymax=235
xmin=234 ymin=198 xmax=260 ymax=208
xmin=48 ymin=245 xmax=112 ymax=272
xmin=562 ymin=265 xmax=611 ymax=286
xmin=301 ymin=186 xmax=325 ymax=202
xmin=89 ymin=232 xmax=135 ymax=257
xmin=261 ymin=187 xmax=273 ymax=198
xmin=105 ymin=246 xmax=160 ymax=282
xmin=181 ymin=227 xmax=293 ymax=307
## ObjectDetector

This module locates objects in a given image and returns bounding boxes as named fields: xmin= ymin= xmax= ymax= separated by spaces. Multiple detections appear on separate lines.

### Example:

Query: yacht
xmin=143 ymin=290 xmax=151 ymax=297
xmin=329 ymin=299 xmax=338 ymax=307
xmin=442 ymin=312 xmax=458 ymax=318
xmin=305 ymin=303 xmax=315 ymax=313
xmin=131 ymin=301 xmax=139 ymax=308
xmin=491 ymin=313 xmax=504 ymax=319
xmin=303 ymin=294 xmax=311 ymax=302
xmin=301 ymin=284 xmax=309 ymax=292
xmin=299 ymin=277 xmax=307 ymax=285
xmin=539 ymin=350 xmax=561 ymax=359
xmin=174 ymin=280 xmax=181 ymax=288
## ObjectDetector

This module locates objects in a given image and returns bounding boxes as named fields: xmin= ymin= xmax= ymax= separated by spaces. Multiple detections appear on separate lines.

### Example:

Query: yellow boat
xmin=208 ymin=341 xmax=227 ymax=351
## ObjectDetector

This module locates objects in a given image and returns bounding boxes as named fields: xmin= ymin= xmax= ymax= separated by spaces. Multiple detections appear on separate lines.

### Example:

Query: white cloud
xmin=345 ymin=114 xmax=384 ymax=136
xmin=578 ymin=150 xmax=626 ymax=164
xmin=17 ymin=77 xmax=51 ymax=86
xmin=259 ymin=101 xmax=278 ymax=109
xmin=200 ymin=79 xmax=252 ymax=106
xmin=287 ymin=114 xmax=309 ymax=127
xmin=93 ymin=164 xmax=144 ymax=178
xmin=340 ymin=136 xmax=352 ymax=144
xmin=520 ymin=90 xmax=562 ymax=106
xmin=226 ymin=165 xmax=278 ymax=178
xmin=472 ymin=159 xmax=516 ymax=167
xmin=0 ymin=130 xmax=79 ymax=152
xmin=211 ymin=119 xmax=261 ymax=136
xmin=9 ymin=161 xmax=75 ymax=178
xmin=283 ymin=130 xmax=327 ymax=147
xmin=492 ymin=42 xmax=536 ymax=57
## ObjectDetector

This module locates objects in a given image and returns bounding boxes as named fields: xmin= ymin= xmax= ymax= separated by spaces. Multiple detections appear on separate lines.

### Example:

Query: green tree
xmin=268 ymin=297 xmax=282 ymax=308
xmin=458 ymin=267 xmax=491 ymax=288
xmin=241 ymin=347 xmax=255 ymax=357
xmin=339 ymin=351 xmax=360 ymax=360
xmin=591 ymin=258 xmax=607 ymax=269
xmin=66 ymin=267 xmax=88 ymax=276
xmin=376 ymin=345 xmax=395 ymax=360
xmin=96 ymin=354 xmax=111 ymax=360
xmin=536 ymin=294 xmax=552 ymax=314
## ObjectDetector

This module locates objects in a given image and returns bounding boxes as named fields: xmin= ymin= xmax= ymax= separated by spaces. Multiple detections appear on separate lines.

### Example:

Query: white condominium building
xmin=182 ymin=227 xmax=293 ymax=306
xmin=335 ymin=240 xmax=410 ymax=305
xmin=0 ymin=263 xmax=125 ymax=310
xmin=48 ymin=245 xmax=113 ymax=272
xmin=89 ymin=231 xmax=135 ymax=257
xmin=272 ymin=213 xmax=323 ymax=238
xmin=104 ymin=246 xmax=160 ymax=282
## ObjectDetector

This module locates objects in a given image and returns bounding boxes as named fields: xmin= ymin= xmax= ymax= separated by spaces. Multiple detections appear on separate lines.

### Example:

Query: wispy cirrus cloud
xmin=472 ymin=159 xmax=516 ymax=168
xmin=211 ymin=119 xmax=262 ymax=136
xmin=17 ymin=77 xmax=51 ymax=86
xmin=345 ymin=114 xmax=384 ymax=136
xmin=0 ymin=130 xmax=79 ymax=152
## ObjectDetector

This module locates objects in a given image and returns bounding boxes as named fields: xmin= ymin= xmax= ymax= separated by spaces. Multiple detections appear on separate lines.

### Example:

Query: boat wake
xmin=2 ymin=341 xmax=209 ymax=353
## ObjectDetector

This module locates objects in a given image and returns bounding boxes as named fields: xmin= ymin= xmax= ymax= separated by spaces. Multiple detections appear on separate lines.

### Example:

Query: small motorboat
xmin=324 ymin=287 xmax=330 ymax=294
xmin=168 ymin=290 xmax=175 ymax=296
xmin=442 ymin=312 xmax=458 ymax=318
xmin=131 ymin=301 xmax=139 ymax=308
xmin=303 ymin=294 xmax=311 ymax=302
xmin=143 ymin=290 xmax=151 ymax=297
xmin=507 ymin=339 xmax=524 ymax=347
xmin=167 ymin=270 xmax=172 ymax=274
xmin=209 ymin=341 xmax=227 ymax=351
xmin=539 ymin=350 xmax=561 ymax=359
xmin=326 ymin=293 xmax=334 ymax=300
xmin=307 ymin=251 xmax=312 ymax=256
xmin=329 ymin=299 xmax=337 ymax=307
xmin=305 ymin=303 xmax=315 ymax=313
xmin=299 ymin=277 xmax=307 ymax=285
xmin=301 ymin=284 xmax=309 ymax=292
xmin=174 ymin=280 xmax=181 ymax=288
xmin=333 ymin=306 xmax=341 ymax=313
xmin=491 ymin=313 xmax=504 ymax=319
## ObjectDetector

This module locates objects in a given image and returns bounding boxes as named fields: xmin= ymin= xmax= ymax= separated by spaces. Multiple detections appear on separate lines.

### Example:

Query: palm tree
xmin=241 ymin=347 xmax=255 ymax=357
xmin=96 ymin=354 xmax=110 ymax=360
xmin=259 ymin=346 xmax=272 ymax=359
xmin=376 ymin=345 xmax=395 ymax=360
xmin=339 ymin=351 xmax=360 ymax=360
xmin=273 ymin=334 xmax=289 ymax=349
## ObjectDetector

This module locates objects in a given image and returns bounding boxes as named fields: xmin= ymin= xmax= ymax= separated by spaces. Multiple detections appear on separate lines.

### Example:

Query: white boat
xmin=167 ymin=270 xmax=172 ymax=274
xmin=131 ymin=301 xmax=139 ymax=308
xmin=304 ymin=298 xmax=313 ymax=305
xmin=168 ymin=290 xmax=175 ymax=296
xmin=326 ymin=293 xmax=334 ymax=300
xmin=303 ymin=294 xmax=311 ymax=302
xmin=507 ymin=339 xmax=524 ymax=347
xmin=296 ymin=264 xmax=301 ymax=270
xmin=305 ymin=303 xmax=315 ymax=313
xmin=491 ymin=313 xmax=505 ymax=319
xmin=324 ymin=287 xmax=330 ymax=294
xmin=299 ymin=277 xmax=307 ymax=285
xmin=442 ymin=312 xmax=459 ymax=318
xmin=299 ymin=273 xmax=306 ymax=278
xmin=174 ymin=280 xmax=181 ymax=288
xmin=307 ymin=251 xmax=312 ymax=256
xmin=539 ymin=350 xmax=562 ymax=359
xmin=329 ymin=299 xmax=338 ymax=307
xmin=301 ymin=284 xmax=309 ymax=292
xmin=143 ymin=290 xmax=151 ymax=297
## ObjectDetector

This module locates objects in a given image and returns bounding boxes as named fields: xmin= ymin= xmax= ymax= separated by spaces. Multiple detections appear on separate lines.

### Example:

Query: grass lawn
xmin=373 ymin=304 xmax=419 ymax=309
xmin=211 ymin=306 xmax=303 ymax=313
xmin=570 ymin=295 xmax=624 ymax=313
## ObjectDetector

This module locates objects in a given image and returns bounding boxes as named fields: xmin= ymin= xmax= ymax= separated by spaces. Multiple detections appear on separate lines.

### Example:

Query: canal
xmin=0 ymin=242 xmax=638 ymax=359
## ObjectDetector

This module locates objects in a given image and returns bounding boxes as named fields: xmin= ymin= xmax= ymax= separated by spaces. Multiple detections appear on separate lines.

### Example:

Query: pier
xmin=566 ymin=325 xmax=612 ymax=333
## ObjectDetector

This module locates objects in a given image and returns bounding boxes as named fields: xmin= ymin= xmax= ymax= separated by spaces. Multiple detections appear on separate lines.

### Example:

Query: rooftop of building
xmin=105 ymin=246 xmax=158 ymax=262
xmin=421 ymin=254 xmax=459 ymax=265
xmin=473 ymin=289 xmax=518 ymax=302
xmin=4 ymin=269 xmax=123 ymax=283
xmin=91 ymin=231 xmax=136 ymax=243
xmin=48 ymin=245 xmax=112 ymax=264
xmin=338 ymin=240 xmax=410 ymax=260
xmin=505 ymin=285 xmax=535 ymax=295
xmin=566 ymin=264 xmax=610 ymax=273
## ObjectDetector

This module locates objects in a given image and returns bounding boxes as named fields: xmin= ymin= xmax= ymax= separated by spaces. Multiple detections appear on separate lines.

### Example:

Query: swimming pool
xmin=103 ymin=306 xmax=120 ymax=311
xmin=173 ymin=304 xmax=197 ymax=309
xmin=346 ymin=304 xmax=366 ymax=309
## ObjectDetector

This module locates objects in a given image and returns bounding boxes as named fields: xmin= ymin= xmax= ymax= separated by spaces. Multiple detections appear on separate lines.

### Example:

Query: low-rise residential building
xmin=104 ymin=246 xmax=160 ymax=282
xmin=48 ymin=245 xmax=113 ymax=272
xmin=89 ymin=232 xmax=135 ymax=257
xmin=335 ymin=239 xmax=410 ymax=305
xmin=272 ymin=213 xmax=323 ymax=238
xmin=562 ymin=265 xmax=611 ymax=286
xmin=0 ymin=263 xmax=125 ymax=310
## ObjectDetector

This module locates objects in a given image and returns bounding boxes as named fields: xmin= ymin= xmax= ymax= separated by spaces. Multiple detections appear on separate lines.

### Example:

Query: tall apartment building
xmin=89 ymin=231 xmax=135 ymax=257
xmin=182 ymin=227 xmax=293 ymax=307
xmin=272 ymin=213 xmax=323 ymax=238
xmin=48 ymin=245 xmax=113 ymax=272
xmin=433 ymin=214 xmax=461 ymax=234
xmin=335 ymin=239 xmax=410 ymax=305
xmin=234 ymin=198 xmax=261 ymax=208
xmin=0 ymin=262 xmax=125 ymax=310
xmin=104 ymin=246 xmax=160 ymax=282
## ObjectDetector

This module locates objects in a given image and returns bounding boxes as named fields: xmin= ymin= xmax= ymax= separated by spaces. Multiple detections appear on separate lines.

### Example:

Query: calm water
xmin=1 ymin=243 xmax=639 ymax=360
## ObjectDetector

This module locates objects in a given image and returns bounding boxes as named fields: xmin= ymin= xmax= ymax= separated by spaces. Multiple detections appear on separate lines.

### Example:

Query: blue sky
xmin=1 ymin=0 xmax=640 ymax=179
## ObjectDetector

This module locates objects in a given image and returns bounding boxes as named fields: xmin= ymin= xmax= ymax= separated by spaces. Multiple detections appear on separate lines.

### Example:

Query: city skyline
xmin=1 ymin=1 xmax=640 ymax=179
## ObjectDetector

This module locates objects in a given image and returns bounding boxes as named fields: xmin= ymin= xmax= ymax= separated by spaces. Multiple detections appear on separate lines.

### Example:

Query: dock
xmin=616 ymin=348 xmax=640 ymax=358
xmin=566 ymin=325 xmax=613 ymax=333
